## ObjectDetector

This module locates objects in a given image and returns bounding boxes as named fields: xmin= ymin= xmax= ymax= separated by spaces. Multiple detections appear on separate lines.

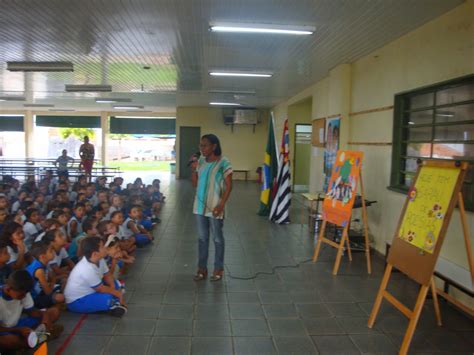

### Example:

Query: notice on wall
xmin=397 ymin=166 xmax=460 ymax=254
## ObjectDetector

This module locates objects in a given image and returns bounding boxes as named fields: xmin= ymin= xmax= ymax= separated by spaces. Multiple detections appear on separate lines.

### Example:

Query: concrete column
xmin=100 ymin=112 xmax=108 ymax=165
xmin=24 ymin=110 xmax=34 ymax=158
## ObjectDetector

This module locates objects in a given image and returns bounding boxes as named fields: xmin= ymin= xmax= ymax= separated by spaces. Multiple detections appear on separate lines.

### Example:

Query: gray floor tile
xmin=159 ymin=304 xmax=194 ymax=319
xmin=196 ymin=292 xmax=228 ymax=304
xmin=233 ymin=337 xmax=277 ymax=355
xmin=194 ymin=319 xmax=232 ymax=336
xmin=268 ymin=319 xmax=308 ymax=336
xmin=263 ymin=304 xmax=298 ymax=318
xmin=259 ymin=291 xmax=292 ymax=304
xmin=191 ymin=337 xmax=233 ymax=355
xmin=290 ymin=291 xmax=322 ymax=303
xmin=77 ymin=315 xmax=118 ymax=335
xmin=154 ymin=319 xmax=193 ymax=336
xmin=311 ymin=335 xmax=360 ymax=354
xmin=350 ymin=333 xmax=398 ymax=353
xmin=125 ymin=305 xmax=161 ymax=319
xmin=114 ymin=318 xmax=156 ymax=336
xmin=195 ymin=304 xmax=230 ymax=319
xmin=149 ymin=337 xmax=191 ymax=355
xmin=229 ymin=303 xmax=265 ymax=319
xmin=303 ymin=317 xmax=345 ymax=335
xmin=274 ymin=336 xmax=319 ymax=354
xmin=231 ymin=319 xmax=271 ymax=336
xmin=162 ymin=291 xmax=196 ymax=304
xmin=62 ymin=335 xmax=112 ymax=355
xmin=227 ymin=291 xmax=260 ymax=303
xmin=296 ymin=303 xmax=333 ymax=318
xmin=325 ymin=302 xmax=366 ymax=317
xmin=104 ymin=335 xmax=151 ymax=355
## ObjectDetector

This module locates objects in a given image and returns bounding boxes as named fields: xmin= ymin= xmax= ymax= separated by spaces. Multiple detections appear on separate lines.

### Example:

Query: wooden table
xmin=300 ymin=192 xmax=324 ymax=225
xmin=233 ymin=169 xmax=250 ymax=182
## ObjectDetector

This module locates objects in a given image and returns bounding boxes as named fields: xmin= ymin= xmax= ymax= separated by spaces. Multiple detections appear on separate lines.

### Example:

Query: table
xmin=300 ymin=192 xmax=324 ymax=225
xmin=233 ymin=169 xmax=250 ymax=182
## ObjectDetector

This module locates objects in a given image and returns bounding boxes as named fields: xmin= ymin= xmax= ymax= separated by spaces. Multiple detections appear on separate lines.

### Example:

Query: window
xmin=390 ymin=74 xmax=474 ymax=210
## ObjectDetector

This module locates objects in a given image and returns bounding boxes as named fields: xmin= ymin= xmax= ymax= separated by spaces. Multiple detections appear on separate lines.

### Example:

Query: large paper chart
xmin=398 ymin=166 xmax=461 ymax=254
xmin=323 ymin=150 xmax=363 ymax=227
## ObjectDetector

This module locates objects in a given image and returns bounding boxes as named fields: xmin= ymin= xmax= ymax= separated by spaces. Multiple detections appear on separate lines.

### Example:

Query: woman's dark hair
xmin=0 ymin=222 xmax=23 ymax=247
xmin=201 ymin=134 xmax=222 ymax=156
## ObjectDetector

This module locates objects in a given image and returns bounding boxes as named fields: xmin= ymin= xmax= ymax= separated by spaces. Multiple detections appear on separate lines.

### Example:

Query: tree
xmin=59 ymin=128 xmax=95 ymax=140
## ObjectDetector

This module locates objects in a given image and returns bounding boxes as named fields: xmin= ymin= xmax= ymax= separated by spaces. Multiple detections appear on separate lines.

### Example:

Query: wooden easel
xmin=368 ymin=160 xmax=474 ymax=355
xmin=312 ymin=151 xmax=371 ymax=275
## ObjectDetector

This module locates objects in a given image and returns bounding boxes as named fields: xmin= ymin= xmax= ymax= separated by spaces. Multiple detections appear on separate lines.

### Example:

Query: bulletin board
xmin=311 ymin=118 xmax=325 ymax=147
xmin=387 ymin=160 xmax=468 ymax=286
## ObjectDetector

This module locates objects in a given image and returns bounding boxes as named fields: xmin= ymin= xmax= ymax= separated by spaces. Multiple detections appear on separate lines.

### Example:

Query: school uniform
xmin=49 ymin=247 xmax=70 ymax=269
xmin=121 ymin=217 xmax=151 ymax=247
xmin=23 ymin=221 xmax=42 ymax=249
xmin=26 ymin=259 xmax=58 ymax=309
xmin=67 ymin=215 xmax=83 ymax=239
xmin=65 ymin=257 xmax=120 ymax=313
xmin=7 ymin=245 xmax=28 ymax=266
xmin=0 ymin=288 xmax=40 ymax=332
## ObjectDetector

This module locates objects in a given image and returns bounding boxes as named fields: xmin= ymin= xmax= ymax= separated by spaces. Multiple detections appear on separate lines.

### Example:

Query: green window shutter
xmin=0 ymin=116 xmax=24 ymax=131
xmin=110 ymin=117 xmax=176 ymax=134
xmin=36 ymin=116 xmax=101 ymax=128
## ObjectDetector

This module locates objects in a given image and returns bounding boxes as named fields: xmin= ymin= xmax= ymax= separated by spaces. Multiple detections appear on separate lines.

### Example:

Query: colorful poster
xmin=398 ymin=166 xmax=460 ymax=254
xmin=323 ymin=117 xmax=340 ymax=192
xmin=322 ymin=150 xmax=363 ymax=227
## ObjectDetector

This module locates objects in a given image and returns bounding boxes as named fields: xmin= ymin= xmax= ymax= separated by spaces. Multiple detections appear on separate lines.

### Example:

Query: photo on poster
xmin=323 ymin=116 xmax=340 ymax=191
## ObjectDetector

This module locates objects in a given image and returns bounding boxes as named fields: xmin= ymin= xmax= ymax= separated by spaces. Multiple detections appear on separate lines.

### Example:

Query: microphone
xmin=187 ymin=151 xmax=201 ymax=167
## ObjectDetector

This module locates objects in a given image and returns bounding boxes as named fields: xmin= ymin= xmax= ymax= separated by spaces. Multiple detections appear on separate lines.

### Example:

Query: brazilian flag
xmin=258 ymin=115 xmax=279 ymax=216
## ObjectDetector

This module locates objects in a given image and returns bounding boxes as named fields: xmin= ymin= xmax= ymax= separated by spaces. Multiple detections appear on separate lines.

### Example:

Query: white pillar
xmin=24 ymin=110 xmax=34 ymax=158
xmin=100 ymin=112 xmax=108 ymax=165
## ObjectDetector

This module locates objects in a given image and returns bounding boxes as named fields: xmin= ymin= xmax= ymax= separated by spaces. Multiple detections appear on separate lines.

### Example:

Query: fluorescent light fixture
xmin=24 ymin=104 xmax=55 ymax=108
xmin=49 ymin=109 xmax=75 ymax=112
xmin=113 ymin=105 xmax=144 ymax=110
xmin=65 ymin=84 xmax=112 ymax=92
xmin=209 ymin=102 xmax=241 ymax=106
xmin=209 ymin=71 xmax=272 ymax=78
xmin=210 ymin=23 xmax=315 ymax=35
xmin=95 ymin=98 xmax=132 ymax=103
xmin=115 ymin=116 xmax=176 ymax=119
xmin=7 ymin=61 xmax=74 ymax=72
xmin=0 ymin=96 xmax=26 ymax=101
xmin=436 ymin=113 xmax=454 ymax=117
xmin=408 ymin=121 xmax=415 ymax=125
xmin=208 ymin=89 xmax=256 ymax=95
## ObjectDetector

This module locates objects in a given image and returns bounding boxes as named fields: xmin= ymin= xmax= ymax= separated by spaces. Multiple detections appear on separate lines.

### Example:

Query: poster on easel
xmin=323 ymin=116 xmax=340 ymax=192
xmin=313 ymin=150 xmax=371 ymax=275
xmin=323 ymin=150 xmax=364 ymax=227
xmin=369 ymin=160 xmax=474 ymax=355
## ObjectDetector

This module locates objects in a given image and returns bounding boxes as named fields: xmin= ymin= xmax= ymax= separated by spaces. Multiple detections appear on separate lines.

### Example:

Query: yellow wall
xmin=175 ymin=106 xmax=269 ymax=180
xmin=272 ymin=0 xmax=474 ymax=305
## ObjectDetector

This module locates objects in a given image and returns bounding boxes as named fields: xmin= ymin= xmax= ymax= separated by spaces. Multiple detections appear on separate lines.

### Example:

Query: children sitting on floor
xmin=0 ymin=241 xmax=11 ymax=286
xmin=122 ymin=205 xmax=154 ymax=248
xmin=1 ymin=222 xmax=31 ymax=270
xmin=64 ymin=237 xmax=127 ymax=317
xmin=68 ymin=217 xmax=97 ymax=263
xmin=26 ymin=240 xmax=65 ymax=309
xmin=0 ymin=270 xmax=63 ymax=352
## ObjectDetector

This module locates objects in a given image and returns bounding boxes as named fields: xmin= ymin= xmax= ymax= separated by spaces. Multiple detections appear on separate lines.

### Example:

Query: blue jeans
xmin=196 ymin=214 xmax=225 ymax=270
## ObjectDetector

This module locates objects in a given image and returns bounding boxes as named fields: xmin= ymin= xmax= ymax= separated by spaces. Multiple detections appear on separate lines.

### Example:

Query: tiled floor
xmin=49 ymin=179 xmax=474 ymax=354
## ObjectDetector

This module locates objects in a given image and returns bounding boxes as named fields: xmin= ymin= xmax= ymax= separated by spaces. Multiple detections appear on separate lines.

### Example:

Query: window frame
xmin=390 ymin=74 xmax=474 ymax=210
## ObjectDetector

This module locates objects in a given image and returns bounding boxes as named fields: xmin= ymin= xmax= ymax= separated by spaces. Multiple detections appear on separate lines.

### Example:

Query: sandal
xmin=193 ymin=268 xmax=208 ymax=281
xmin=210 ymin=269 xmax=223 ymax=282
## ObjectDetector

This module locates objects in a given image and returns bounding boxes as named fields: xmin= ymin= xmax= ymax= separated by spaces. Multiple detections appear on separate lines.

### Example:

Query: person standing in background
xmin=191 ymin=134 xmax=233 ymax=282
xmin=79 ymin=136 xmax=95 ymax=182
xmin=55 ymin=149 xmax=74 ymax=178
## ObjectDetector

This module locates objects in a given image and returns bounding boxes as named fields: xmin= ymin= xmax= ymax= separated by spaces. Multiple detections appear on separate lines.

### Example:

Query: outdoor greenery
xmin=107 ymin=161 xmax=172 ymax=171
xmin=60 ymin=128 xmax=95 ymax=140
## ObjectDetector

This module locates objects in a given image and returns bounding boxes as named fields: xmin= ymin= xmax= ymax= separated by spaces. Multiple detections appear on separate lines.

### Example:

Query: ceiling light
xmin=95 ymin=98 xmax=132 ymax=103
xmin=65 ymin=85 xmax=112 ymax=92
xmin=115 ymin=116 xmax=176 ymax=119
xmin=49 ymin=109 xmax=75 ymax=112
xmin=209 ymin=71 xmax=272 ymax=78
xmin=0 ymin=96 xmax=26 ymax=101
xmin=7 ymin=61 xmax=74 ymax=72
xmin=24 ymin=104 xmax=55 ymax=108
xmin=113 ymin=105 xmax=144 ymax=110
xmin=209 ymin=102 xmax=241 ymax=106
xmin=210 ymin=23 xmax=315 ymax=35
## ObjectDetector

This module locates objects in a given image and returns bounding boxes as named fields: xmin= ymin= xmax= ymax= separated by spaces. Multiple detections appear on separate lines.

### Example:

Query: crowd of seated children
xmin=0 ymin=174 xmax=164 ymax=352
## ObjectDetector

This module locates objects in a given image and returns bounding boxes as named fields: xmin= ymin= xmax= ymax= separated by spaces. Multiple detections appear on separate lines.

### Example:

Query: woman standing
xmin=191 ymin=134 xmax=233 ymax=281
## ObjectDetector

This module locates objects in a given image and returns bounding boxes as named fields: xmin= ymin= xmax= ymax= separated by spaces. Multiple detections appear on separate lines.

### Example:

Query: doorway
xmin=294 ymin=124 xmax=312 ymax=192
xmin=179 ymin=126 xmax=201 ymax=179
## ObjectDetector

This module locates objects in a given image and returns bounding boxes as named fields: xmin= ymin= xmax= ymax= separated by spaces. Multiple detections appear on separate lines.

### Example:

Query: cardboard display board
xmin=369 ymin=160 xmax=473 ymax=355
xmin=313 ymin=150 xmax=371 ymax=275
xmin=311 ymin=118 xmax=325 ymax=147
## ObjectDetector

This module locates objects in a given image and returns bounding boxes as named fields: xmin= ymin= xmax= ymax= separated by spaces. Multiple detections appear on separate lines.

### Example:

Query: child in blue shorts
xmin=64 ymin=237 xmax=126 ymax=317
xmin=0 ymin=270 xmax=62 ymax=351
xmin=121 ymin=206 xmax=153 ymax=248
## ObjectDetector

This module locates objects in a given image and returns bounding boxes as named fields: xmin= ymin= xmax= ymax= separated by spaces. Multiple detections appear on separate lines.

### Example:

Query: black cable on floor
xmin=224 ymin=258 xmax=314 ymax=280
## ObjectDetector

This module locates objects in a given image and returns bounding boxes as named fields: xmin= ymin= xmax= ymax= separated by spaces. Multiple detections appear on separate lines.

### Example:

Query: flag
xmin=258 ymin=114 xmax=279 ymax=216
xmin=269 ymin=118 xmax=292 ymax=224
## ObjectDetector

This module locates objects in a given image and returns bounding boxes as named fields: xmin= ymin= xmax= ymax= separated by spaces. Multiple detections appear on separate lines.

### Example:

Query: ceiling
xmin=0 ymin=0 xmax=464 ymax=112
